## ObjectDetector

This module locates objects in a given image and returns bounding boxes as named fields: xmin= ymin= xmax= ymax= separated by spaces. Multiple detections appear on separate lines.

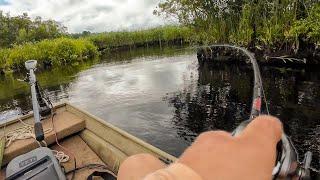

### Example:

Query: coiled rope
xmin=3 ymin=117 xmax=69 ymax=164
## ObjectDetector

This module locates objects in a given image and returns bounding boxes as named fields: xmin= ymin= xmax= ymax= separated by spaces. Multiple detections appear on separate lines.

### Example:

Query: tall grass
xmin=0 ymin=38 xmax=98 ymax=72
xmin=87 ymin=26 xmax=195 ymax=50
xmin=0 ymin=26 xmax=197 ymax=73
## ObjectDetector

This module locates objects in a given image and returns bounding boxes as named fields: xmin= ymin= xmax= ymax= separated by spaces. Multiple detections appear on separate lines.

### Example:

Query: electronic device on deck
xmin=6 ymin=147 xmax=66 ymax=180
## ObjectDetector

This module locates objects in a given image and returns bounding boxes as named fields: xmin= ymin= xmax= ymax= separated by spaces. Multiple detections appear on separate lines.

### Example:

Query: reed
xmin=87 ymin=26 xmax=195 ymax=50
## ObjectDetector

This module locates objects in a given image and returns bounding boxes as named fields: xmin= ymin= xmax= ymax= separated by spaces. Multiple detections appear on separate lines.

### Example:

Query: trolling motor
xmin=25 ymin=60 xmax=45 ymax=142
xmin=17 ymin=61 xmax=52 ymax=118
xmin=208 ymin=45 xmax=319 ymax=180
xmin=5 ymin=60 xmax=66 ymax=180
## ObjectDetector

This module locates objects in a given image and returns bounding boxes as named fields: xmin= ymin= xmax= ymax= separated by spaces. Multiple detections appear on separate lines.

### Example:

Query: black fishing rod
xmin=199 ymin=44 xmax=318 ymax=180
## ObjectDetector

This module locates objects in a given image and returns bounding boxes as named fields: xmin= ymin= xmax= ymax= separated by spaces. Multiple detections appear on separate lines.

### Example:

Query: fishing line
xmin=262 ymin=85 xmax=270 ymax=115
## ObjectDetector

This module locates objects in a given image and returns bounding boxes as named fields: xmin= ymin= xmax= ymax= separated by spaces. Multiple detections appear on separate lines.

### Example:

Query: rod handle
xmin=34 ymin=122 xmax=44 ymax=142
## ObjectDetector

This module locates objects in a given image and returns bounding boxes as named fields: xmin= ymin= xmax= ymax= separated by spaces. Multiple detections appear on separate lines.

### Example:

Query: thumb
xmin=238 ymin=115 xmax=283 ymax=146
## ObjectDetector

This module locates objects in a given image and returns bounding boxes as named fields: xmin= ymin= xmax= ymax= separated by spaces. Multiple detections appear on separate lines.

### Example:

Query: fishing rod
xmin=204 ymin=44 xmax=263 ymax=118
xmin=200 ymin=44 xmax=318 ymax=180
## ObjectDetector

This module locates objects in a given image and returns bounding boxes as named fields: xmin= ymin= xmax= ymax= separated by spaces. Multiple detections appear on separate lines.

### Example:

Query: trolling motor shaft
xmin=25 ymin=60 xmax=44 ymax=142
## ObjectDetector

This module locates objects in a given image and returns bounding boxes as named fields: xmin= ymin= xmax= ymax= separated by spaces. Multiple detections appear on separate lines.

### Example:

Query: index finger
xmin=238 ymin=115 xmax=283 ymax=146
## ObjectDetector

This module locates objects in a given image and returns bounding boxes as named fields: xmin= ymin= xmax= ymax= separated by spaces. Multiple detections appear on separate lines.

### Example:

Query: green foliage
xmin=0 ymin=38 xmax=98 ymax=71
xmin=229 ymin=4 xmax=253 ymax=46
xmin=52 ymin=38 xmax=81 ymax=64
xmin=0 ymin=12 xmax=66 ymax=48
xmin=155 ymin=0 xmax=319 ymax=50
xmin=50 ymin=38 xmax=98 ymax=65
xmin=0 ymin=48 xmax=10 ymax=70
xmin=87 ymin=26 xmax=195 ymax=50
xmin=258 ymin=22 xmax=284 ymax=46
xmin=289 ymin=4 xmax=320 ymax=45
xmin=0 ymin=25 xmax=194 ymax=73
xmin=7 ymin=43 xmax=39 ymax=69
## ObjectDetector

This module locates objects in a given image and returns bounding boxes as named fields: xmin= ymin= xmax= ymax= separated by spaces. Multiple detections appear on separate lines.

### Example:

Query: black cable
xmin=34 ymin=69 xmax=114 ymax=180
xmin=65 ymin=163 xmax=117 ymax=178
xmin=37 ymin=82 xmax=53 ymax=109
xmin=50 ymin=108 xmax=77 ymax=180
xmin=37 ymin=80 xmax=77 ymax=180
xmin=65 ymin=164 xmax=107 ymax=174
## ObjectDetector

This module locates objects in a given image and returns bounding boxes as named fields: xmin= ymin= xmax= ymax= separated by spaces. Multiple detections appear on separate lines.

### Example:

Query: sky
xmin=0 ymin=0 xmax=173 ymax=33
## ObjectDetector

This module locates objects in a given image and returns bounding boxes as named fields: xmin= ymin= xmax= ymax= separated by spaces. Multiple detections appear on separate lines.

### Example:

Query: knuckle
xmin=196 ymin=131 xmax=231 ymax=143
xmin=255 ymin=115 xmax=282 ymax=130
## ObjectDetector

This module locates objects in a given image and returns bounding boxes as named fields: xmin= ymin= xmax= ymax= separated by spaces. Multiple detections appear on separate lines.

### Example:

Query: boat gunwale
xmin=0 ymin=102 xmax=176 ymax=162
xmin=64 ymin=102 xmax=177 ymax=161
xmin=0 ymin=102 xmax=66 ymax=128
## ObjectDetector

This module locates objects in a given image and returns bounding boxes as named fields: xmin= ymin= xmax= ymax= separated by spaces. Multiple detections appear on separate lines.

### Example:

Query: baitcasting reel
xmin=233 ymin=120 xmax=315 ymax=180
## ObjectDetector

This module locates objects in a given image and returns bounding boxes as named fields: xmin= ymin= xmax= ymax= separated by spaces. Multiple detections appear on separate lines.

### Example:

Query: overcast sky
xmin=0 ymin=0 xmax=173 ymax=33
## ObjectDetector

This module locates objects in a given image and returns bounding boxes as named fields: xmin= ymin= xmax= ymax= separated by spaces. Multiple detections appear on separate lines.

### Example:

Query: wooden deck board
xmin=0 ymin=135 xmax=109 ymax=180
xmin=51 ymin=135 xmax=109 ymax=180
xmin=1 ymin=109 xmax=85 ymax=165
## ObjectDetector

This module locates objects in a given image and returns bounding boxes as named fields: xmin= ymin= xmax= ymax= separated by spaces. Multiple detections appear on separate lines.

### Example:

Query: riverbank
xmin=197 ymin=45 xmax=320 ymax=67
xmin=0 ymin=38 xmax=98 ymax=73
xmin=87 ymin=26 xmax=194 ymax=51
xmin=1 ymin=2 xmax=320 ymax=73
xmin=0 ymin=26 xmax=194 ymax=74
xmin=1 ymin=24 xmax=320 ymax=74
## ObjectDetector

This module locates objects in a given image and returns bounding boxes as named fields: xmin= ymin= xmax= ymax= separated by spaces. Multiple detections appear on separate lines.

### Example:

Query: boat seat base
xmin=0 ymin=135 xmax=108 ymax=179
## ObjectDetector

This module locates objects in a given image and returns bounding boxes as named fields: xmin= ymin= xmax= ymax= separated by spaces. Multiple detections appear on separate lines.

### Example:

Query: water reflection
xmin=68 ymin=53 xmax=196 ymax=155
xmin=165 ymin=63 xmax=253 ymax=141
xmin=0 ymin=46 xmax=188 ymax=118
xmin=0 ymin=61 xmax=96 ymax=120
xmin=0 ymin=46 xmax=319 ymax=169
xmin=165 ymin=62 xmax=320 ymax=168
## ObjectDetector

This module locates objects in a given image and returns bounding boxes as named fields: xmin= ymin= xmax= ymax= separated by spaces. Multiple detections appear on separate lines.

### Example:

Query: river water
xmin=0 ymin=46 xmax=319 ymax=168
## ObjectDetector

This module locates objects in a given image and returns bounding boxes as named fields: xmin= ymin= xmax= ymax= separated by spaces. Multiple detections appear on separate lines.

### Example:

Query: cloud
xmin=0 ymin=0 xmax=173 ymax=33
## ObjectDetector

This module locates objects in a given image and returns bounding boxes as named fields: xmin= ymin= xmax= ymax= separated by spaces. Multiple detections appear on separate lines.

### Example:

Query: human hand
xmin=177 ymin=115 xmax=282 ymax=180
xmin=118 ymin=115 xmax=283 ymax=180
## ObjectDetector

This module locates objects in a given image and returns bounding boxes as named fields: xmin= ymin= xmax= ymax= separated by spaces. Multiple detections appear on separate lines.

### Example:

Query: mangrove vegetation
xmin=154 ymin=0 xmax=320 ymax=56
xmin=1 ymin=0 xmax=320 ymax=73
xmin=0 ymin=11 xmax=66 ymax=48
xmin=87 ymin=26 xmax=194 ymax=50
